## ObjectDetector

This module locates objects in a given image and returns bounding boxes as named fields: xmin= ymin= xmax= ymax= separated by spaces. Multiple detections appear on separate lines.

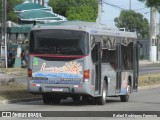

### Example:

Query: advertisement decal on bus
xmin=32 ymin=61 xmax=83 ymax=79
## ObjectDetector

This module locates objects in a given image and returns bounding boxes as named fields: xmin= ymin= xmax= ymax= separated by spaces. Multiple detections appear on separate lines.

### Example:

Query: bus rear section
xmin=28 ymin=23 xmax=139 ymax=105
xmin=28 ymin=29 xmax=91 ymax=104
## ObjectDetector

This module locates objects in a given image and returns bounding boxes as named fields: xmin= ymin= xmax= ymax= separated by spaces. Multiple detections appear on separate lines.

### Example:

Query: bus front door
xmin=133 ymin=43 xmax=139 ymax=91
xmin=91 ymin=43 xmax=101 ymax=94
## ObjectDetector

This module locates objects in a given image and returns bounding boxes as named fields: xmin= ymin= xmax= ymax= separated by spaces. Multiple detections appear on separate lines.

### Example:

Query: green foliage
xmin=67 ymin=6 xmax=97 ymax=22
xmin=48 ymin=0 xmax=98 ymax=22
xmin=0 ymin=0 xmax=23 ymax=22
xmin=138 ymin=0 xmax=160 ymax=12
xmin=114 ymin=10 xmax=149 ymax=38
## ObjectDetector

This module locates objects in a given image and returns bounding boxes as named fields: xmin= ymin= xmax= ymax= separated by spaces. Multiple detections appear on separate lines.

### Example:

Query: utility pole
xmin=149 ymin=7 xmax=157 ymax=62
xmin=97 ymin=0 xmax=102 ymax=24
xmin=158 ymin=13 xmax=160 ymax=61
xmin=38 ymin=0 xmax=41 ymax=4
xmin=129 ymin=0 xmax=131 ymax=10
xmin=42 ymin=0 xmax=44 ymax=6
xmin=1 ymin=0 xmax=7 ymax=68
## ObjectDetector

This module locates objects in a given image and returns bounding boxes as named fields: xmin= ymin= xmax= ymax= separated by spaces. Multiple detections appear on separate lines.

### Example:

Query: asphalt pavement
xmin=139 ymin=60 xmax=160 ymax=67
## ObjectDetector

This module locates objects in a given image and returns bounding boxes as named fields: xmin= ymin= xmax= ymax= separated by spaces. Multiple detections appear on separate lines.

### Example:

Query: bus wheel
xmin=72 ymin=96 xmax=81 ymax=102
xmin=120 ymin=85 xmax=131 ymax=102
xmin=51 ymin=95 xmax=61 ymax=104
xmin=42 ymin=93 xmax=52 ymax=104
xmin=96 ymin=81 xmax=107 ymax=105
xmin=82 ymin=96 xmax=96 ymax=105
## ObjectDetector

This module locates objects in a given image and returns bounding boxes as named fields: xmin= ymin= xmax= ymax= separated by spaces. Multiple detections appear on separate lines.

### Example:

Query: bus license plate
xmin=52 ymin=88 xmax=63 ymax=92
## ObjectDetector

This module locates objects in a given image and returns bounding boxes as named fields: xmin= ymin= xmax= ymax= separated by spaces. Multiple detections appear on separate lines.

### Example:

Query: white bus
xmin=28 ymin=21 xmax=139 ymax=105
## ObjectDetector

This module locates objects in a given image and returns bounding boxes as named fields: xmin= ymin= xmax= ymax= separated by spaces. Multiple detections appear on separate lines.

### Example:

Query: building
xmin=0 ymin=1 xmax=67 ymax=67
xmin=14 ymin=3 xmax=67 ymax=24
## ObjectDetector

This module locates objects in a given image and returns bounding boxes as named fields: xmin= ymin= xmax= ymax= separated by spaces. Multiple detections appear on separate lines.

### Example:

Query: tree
xmin=138 ymin=0 xmax=160 ymax=9
xmin=138 ymin=0 xmax=160 ymax=39
xmin=66 ymin=6 xmax=97 ymax=21
xmin=0 ymin=0 xmax=23 ymax=22
xmin=48 ymin=0 xmax=98 ymax=22
xmin=114 ymin=10 xmax=149 ymax=38
xmin=138 ymin=0 xmax=160 ymax=61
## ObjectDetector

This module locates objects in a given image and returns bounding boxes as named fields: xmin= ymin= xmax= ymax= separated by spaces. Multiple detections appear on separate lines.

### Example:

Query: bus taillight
xmin=28 ymin=68 xmax=32 ymax=77
xmin=84 ymin=69 xmax=90 ymax=81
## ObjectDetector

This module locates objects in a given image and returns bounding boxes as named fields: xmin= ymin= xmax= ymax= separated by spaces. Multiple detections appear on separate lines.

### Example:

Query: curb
xmin=0 ymin=97 xmax=42 ymax=104
xmin=139 ymin=63 xmax=160 ymax=67
xmin=138 ymin=84 xmax=160 ymax=90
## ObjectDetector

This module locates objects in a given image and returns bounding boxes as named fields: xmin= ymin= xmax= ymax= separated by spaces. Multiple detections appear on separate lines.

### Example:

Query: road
xmin=0 ymin=88 xmax=160 ymax=111
xmin=1 ymin=65 xmax=160 ymax=119
xmin=139 ymin=65 xmax=160 ymax=75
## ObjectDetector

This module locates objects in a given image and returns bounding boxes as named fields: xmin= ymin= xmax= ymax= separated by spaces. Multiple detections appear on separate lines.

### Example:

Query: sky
xmin=44 ymin=0 xmax=151 ymax=26
xmin=101 ymin=0 xmax=153 ymax=27
xmin=26 ymin=0 xmax=159 ymax=27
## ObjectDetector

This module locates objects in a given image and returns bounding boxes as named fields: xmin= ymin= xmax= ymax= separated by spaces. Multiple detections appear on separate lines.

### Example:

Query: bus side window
xmin=91 ymin=44 xmax=99 ymax=63
xmin=121 ymin=42 xmax=133 ymax=70
xmin=102 ymin=49 xmax=107 ymax=63
xmin=109 ymin=50 xmax=117 ymax=69
xmin=102 ymin=49 xmax=117 ymax=69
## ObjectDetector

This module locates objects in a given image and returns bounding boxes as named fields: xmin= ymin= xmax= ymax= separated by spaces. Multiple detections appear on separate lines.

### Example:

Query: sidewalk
xmin=139 ymin=60 xmax=160 ymax=66
xmin=0 ymin=68 xmax=40 ymax=104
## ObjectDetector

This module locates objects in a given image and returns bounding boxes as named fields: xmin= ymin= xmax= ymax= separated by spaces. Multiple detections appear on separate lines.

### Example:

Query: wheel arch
xmin=128 ymin=76 xmax=132 ymax=86
xmin=104 ymin=76 xmax=108 ymax=86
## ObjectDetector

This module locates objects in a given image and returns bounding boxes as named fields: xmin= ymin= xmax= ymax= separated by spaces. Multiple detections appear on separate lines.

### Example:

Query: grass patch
xmin=139 ymin=73 xmax=160 ymax=86
xmin=0 ymin=82 xmax=40 ymax=101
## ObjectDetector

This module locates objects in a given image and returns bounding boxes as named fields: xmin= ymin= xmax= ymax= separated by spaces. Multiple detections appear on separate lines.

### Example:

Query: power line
xmin=102 ymin=0 xmax=126 ymax=10
xmin=103 ymin=0 xmax=148 ymax=12
xmin=133 ymin=7 xmax=147 ymax=11
xmin=103 ymin=0 xmax=149 ymax=15
xmin=143 ymin=11 xmax=150 ymax=14
xmin=129 ymin=0 xmax=131 ymax=10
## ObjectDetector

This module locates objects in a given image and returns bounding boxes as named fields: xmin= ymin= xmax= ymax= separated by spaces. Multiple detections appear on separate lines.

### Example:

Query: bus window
xmin=91 ymin=44 xmax=99 ymax=63
xmin=121 ymin=42 xmax=133 ymax=70
xmin=102 ymin=49 xmax=117 ymax=70
xmin=29 ymin=30 xmax=89 ymax=55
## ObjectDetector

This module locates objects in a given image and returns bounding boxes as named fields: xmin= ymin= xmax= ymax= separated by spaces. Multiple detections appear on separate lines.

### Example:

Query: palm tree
xmin=138 ymin=0 xmax=160 ymax=61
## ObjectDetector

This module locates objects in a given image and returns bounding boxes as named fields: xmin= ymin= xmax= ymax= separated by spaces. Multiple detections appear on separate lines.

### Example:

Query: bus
xmin=28 ymin=21 xmax=139 ymax=105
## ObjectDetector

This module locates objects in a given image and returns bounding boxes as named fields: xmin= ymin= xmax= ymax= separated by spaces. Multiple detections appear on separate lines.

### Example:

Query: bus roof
xmin=31 ymin=21 xmax=137 ymax=39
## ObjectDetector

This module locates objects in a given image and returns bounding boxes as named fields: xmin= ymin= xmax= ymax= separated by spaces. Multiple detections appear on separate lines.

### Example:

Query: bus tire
xmin=82 ymin=96 xmax=96 ymax=105
xmin=120 ymin=85 xmax=131 ymax=102
xmin=96 ymin=81 xmax=107 ymax=105
xmin=51 ymin=95 xmax=61 ymax=104
xmin=42 ymin=93 xmax=52 ymax=104
xmin=72 ymin=96 xmax=81 ymax=102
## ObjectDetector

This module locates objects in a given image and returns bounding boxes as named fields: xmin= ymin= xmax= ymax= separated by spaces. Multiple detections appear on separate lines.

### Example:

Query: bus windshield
xmin=29 ymin=29 xmax=89 ymax=55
